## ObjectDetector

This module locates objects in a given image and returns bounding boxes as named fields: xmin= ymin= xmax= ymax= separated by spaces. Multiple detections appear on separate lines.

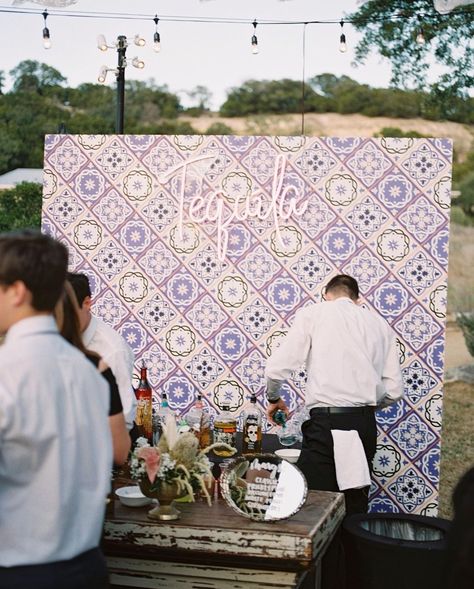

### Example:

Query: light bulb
xmin=43 ymin=27 xmax=51 ymax=49
xmin=339 ymin=33 xmax=347 ymax=53
xmin=153 ymin=31 xmax=161 ymax=53
xmin=134 ymin=34 xmax=146 ymax=47
xmin=251 ymin=34 xmax=258 ymax=54
xmin=132 ymin=57 xmax=145 ymax=69
xmin=97 ymin=34 xmax=108 ymax=51
xmin=98 ymin=66 xmax=107 ymax=84
xmin=416 ymin=29 xmax=425 ymax=45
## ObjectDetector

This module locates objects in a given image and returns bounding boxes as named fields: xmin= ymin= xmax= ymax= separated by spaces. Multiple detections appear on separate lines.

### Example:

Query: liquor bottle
xmin=134 ymin=362 xmax=152 ymax=443
xmin=186 ymin=393 xmax=212 ymax=449
xmin=242 ymin=394 xmax=262 ymax=454
xmin=157 ymin=392 xmax=175 ymax=440
xmin=213 ymin=405 xmax=237 ymax=456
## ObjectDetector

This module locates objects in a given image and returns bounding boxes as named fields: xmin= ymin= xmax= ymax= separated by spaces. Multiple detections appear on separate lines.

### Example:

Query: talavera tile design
xmin=42 ymin=134 xmax=452 ymax=514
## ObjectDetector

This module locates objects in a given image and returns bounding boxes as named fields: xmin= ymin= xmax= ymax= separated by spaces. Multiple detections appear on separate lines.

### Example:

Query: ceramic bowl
xmin=274 ymin=448 xmax=301 ymax=464
xmin=115 ymin=485 xmax=152 ymax=507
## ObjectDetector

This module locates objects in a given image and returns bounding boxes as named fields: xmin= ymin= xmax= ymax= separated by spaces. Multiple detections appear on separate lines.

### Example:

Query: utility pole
xmin=116 ymin=35 xmax=127 ymax=134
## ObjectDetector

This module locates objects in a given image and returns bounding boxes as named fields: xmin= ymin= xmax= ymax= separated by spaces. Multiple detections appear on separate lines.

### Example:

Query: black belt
xmin=310 ymin=406 xmax=374 ymax=416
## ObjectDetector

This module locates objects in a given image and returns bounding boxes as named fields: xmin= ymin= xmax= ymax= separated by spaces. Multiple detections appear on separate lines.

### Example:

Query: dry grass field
xmin=182 ymin=111 xmax=474 ymax=160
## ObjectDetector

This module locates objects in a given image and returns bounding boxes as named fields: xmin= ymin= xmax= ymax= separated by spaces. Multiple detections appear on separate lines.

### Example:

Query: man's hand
xmin=266 ymin=398 xmax=289 ymax=425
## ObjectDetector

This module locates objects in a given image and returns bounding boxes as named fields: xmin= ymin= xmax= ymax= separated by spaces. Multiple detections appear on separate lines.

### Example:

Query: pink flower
xmin=137 ymin=447 xmax=161 ymax=484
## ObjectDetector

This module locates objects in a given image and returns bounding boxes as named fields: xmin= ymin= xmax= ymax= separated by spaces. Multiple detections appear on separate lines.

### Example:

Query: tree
xmin=220 ymin=79 xmax=319 ymax=117
xmin=9 ymin=60 xmax=66 ymax=94
xmin=349 ymin=1 xmax=474 ymax=100
xmin=187 ymin=85 xmax=212 ymax=113
xmin=0 ymin=182 xmax=42 ymax=232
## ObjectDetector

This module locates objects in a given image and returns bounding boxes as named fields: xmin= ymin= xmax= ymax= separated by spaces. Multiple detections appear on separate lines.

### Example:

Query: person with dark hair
xmin=67 ymin=272 xmax=136 ymax=431
xmin=55 ymin=282 xmax=131 ymax=465
xmin=0 ymin=231 xmax=112 ymax=589
xmin=265 ymin=274 xmax=403 ymax=514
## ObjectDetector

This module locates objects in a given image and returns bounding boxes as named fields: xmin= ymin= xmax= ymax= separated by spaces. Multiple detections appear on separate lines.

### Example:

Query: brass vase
xmin=139 ymin=479 xmax=183 ymax=521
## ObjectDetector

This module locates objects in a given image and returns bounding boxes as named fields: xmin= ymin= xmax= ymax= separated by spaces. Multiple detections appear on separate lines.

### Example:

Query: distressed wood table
xmin=103 ymin=489 xmax=345 ymax=589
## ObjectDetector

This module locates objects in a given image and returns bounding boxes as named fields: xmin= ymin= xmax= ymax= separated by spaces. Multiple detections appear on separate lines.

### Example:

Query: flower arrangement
xmin=130 ymin=414 xmax=236 ymax=506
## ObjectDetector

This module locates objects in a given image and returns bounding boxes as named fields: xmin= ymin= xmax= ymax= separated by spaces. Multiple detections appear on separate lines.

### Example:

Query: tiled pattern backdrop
xmin=42 ymin=134 xmax=452 ymax=514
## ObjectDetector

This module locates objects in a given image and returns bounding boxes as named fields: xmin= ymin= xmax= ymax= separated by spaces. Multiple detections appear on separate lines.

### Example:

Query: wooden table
xmin=103 ymin=489 xmax=345 ymax=589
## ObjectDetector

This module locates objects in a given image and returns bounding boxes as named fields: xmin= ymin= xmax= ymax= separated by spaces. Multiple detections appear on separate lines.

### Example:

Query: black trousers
xmin=296 ymin=408 xmax=377 ymax=589
xmin=0 ymin=547 xmax=109 ymax=589
xmin=297 ymin=408 xmax=377 ymax=515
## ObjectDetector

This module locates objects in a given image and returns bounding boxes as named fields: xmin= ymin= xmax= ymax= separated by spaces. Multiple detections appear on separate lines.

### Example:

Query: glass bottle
xmin=242 ymin=394 xmax=262 ymax=454
xmin=134 ymin=362 xmax=152 ymax=443
xmin=213 ymin=405 xmax=237 ymax=456
xmin=187 ymin=393 xmax=212 ymax=449
xmin=158 ymin=392 xmax=175 ymax=440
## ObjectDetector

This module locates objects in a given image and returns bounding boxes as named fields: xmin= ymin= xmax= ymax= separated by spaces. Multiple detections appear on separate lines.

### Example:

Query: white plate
xmin=115 ymin=485 xmax=152 ymax=507
xmin=274 ymin=449 xmax=301 ymax=464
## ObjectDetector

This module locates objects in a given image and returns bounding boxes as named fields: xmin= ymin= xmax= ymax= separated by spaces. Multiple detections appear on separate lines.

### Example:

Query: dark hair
xmin=55 ymin=282 xmax=87 ymax=353
xmin=325 ymin=274 xmax=359 ymax=301
xmin=0 ymin=230 xmax=68 ymax=311
xmin=67 ymin=272 xmax=91 ymax=306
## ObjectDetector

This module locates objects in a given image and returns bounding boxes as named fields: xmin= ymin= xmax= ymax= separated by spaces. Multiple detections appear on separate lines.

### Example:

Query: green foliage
xmin=205 ymin=122 xmax=233 ymax=135
xmin=10 ymin=60 xmax=66 ymax=94
xmin=0 ymin=182 xmax=42 ymax=232
xmin=220 ymin=79 xmax=322 ymax=117
xmin=453 ymin=147 xmax=474 ymax=185
xmin=374 ymin=127 xmax=425 ymax=138
xmin=456 ymin=172 xmax=474 ymax=217
xmin=456 ymin=313 xmax=474 ymax=357
xmin=450 ymin=206 xmax=474 ymax=227
xmin=220 ymin=73 xmax=472 ymax=121
xmin=349 ymin=1 xmax=474 ymax=107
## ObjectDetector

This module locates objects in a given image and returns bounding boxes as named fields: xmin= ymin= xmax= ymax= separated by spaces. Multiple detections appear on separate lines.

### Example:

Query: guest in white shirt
xmin=0 ymin=231 xmax=112 ymax=589
xmin=265 ymin=274 xmax=403 ymax=515
xmin=67 ymin=272 xmax=137 ymax=431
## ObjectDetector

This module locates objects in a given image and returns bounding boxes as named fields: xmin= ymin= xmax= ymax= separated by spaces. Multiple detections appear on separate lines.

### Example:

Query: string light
xmin=339 ymin=19 xmax=347 ymax=53
xmin=42 ymin=10 xmax=51 ymax=49
xmin=153 ymin=15 xmax=161 ymax=52
xmin=251 ymin=19 xmax=258 ymax=54
xmin=416 ymin=25 xmax=425 ymax=45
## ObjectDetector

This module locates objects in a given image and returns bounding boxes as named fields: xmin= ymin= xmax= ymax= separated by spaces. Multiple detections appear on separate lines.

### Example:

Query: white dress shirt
xmin=83 ymin=316 xmax=136 ymax=429
xmin=265 ymin=297 xmax=403 ymax=409
xmin=0 ymin=316 xmax=112 ymax=567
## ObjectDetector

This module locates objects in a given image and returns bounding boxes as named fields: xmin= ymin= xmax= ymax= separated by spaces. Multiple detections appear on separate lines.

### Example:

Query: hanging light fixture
xmin=339 ymin=19 xmax=347 ymax=53
xmin=416 ymin=26 xmax=425 ymax=45
xmin=42 ymin=10 xmax=51 ymax=49
xmin=153 ymin=15 xmax=161 ymax=52
xmin=251 ymin=19 xmax=258 ymax=54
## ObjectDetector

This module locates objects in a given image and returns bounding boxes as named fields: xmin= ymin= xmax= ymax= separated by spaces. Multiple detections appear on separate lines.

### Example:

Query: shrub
xmin=0 ymin=182 xmax=42 ymax=232
xmin=456 ymin=313 xmax=474 ymax=357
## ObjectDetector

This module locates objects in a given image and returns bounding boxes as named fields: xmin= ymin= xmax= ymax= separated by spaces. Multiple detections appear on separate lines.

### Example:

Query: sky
xmin=0 ymin=0 xmax=397 ymax=109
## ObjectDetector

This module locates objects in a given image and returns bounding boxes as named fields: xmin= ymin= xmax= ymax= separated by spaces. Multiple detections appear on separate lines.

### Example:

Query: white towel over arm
xmin=331 ymin=429 xmax=371 ymax=491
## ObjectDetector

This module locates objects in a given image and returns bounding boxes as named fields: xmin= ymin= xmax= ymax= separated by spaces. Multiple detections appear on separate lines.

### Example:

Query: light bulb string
xmin=2 ymin=5 xmax=470 ymax=25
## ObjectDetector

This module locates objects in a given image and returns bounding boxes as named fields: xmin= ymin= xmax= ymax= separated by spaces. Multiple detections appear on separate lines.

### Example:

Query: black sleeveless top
xmin=86 ymin=353 xmax=123 ymax=417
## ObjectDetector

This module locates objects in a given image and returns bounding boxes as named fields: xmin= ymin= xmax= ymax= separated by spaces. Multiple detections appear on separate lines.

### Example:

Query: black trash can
xmin=343 ymin=513 xmax=450 ymax=589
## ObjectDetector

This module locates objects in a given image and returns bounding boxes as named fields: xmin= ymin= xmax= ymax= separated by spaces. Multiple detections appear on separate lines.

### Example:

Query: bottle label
xmin=214 ymin=426 xmax=236 ymax=448
xmin=243 ymin=416 xmax=262 ymax=453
